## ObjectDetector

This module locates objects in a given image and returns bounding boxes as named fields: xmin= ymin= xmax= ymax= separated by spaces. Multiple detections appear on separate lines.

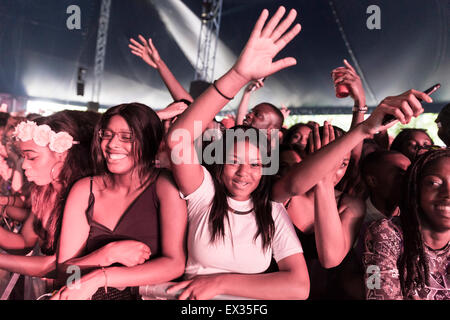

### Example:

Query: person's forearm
xmin=60 ymin=246 xmax=111 ymax=272
xmin=216 ymin=270 xmax=309 ymax=300
xmin=0 ymin=226 xmax=30 ymax=251
xmin=90 ymin=256 xmax=185 ymax=289
xmin=167 ymin=68 xmax=248 ymax=146
xmin=236 ymin=90 xmax=252 ymax=125
xmin=5 ymin=206 xmax=29 ymax=222
xmin=349 ymin=104 xmax=366 ymax=164
xmin=156 ymin=59 xmax=193 ymax=102
xmin=273 ymin=123 xmax=371 ymax=201
xmin=0 ymin=195 xmax=26 ymax=209
xmin=0 ymin=253 xmax=55 ymax=277
xmin=314 ymin=183 xmax=346 ymax=268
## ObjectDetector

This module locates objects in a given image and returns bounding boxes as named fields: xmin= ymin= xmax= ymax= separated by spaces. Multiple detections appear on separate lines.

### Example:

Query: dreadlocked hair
xmin=208 ymin=125 xmax=275 ymax=251
xmin=399 ymin=147 xmax=450 ymax=297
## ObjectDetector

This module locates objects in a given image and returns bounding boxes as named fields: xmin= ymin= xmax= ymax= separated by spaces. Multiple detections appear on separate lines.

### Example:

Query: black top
xmin=84 ymin=177 xmax=161 ymax=260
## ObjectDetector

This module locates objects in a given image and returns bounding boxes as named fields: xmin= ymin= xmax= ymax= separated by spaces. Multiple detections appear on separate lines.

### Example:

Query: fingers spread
xmin=129 ymin=38 xmax=144 ymax=49
xmin=275 ymin=23 xmax=301 ymax=52
xmin=270 ymin=8 xmax=297 ymax=41
xmin=249 ymin=9 xmax=269 ymax=40
xmin=138 ymin=34 xmax=147 ymax=45
xmin=261 ymin=6 xmax=286 ymax=38
xmin=270 ymin=57 xmax=297 ymax=75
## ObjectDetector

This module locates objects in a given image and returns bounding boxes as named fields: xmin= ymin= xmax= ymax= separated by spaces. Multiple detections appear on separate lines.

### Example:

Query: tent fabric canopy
xmin=0 ymin=0 xmax=448 ymax=114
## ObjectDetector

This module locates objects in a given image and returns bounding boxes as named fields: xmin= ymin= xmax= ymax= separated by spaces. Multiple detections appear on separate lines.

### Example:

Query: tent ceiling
xmin=0 ymin=0 xmax=448 ymax=113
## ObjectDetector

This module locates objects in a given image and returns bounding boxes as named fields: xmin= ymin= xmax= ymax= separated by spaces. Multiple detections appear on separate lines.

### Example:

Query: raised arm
xmin=271 ymin=89 xmax=433 ymax=203
xmin=166 ymin=6 xmax=301 ymax=196
xmin=313 ymin=177 xmax=365 ymax=268
xmin=235 ymin=79 xmax=264 ymax=125
xmin=332 ymin=59 xmax=366 ymax=164
xmin=129 ymin=35 xmax=193 ymax=103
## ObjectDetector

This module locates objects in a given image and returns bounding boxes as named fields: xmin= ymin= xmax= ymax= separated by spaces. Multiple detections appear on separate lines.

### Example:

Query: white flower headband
xmin=13 ymin=121 xmax=79 ymax=153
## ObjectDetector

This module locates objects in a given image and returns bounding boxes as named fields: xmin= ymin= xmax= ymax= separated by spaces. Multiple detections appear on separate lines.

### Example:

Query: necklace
xmin=229 ymin=207 xmax=254 ymax=215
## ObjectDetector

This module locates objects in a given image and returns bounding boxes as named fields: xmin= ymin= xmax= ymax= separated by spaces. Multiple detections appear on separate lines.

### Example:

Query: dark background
xmin=0 ymin=0 xmax=448 ymax=113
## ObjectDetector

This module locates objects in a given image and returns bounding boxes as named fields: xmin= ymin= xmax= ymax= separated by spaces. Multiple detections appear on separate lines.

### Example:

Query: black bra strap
xmin=85 ymin=177 xmax=95 ymax=224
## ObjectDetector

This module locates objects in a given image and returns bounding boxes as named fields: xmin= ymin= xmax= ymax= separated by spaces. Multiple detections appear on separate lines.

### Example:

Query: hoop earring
xmin=50 ymin=161 xmax=64 ymax=182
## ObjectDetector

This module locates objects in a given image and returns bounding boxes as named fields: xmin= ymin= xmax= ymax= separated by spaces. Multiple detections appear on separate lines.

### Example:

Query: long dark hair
xmin=32 ymin=110 xmax=99 ymax=253
xmin=91 ymin=103 xmax=163 ymax=186
xmin=399 ymin=148 xmax=450 ymax=297
xmin=208 ymin=125 xmax=275 ymax=250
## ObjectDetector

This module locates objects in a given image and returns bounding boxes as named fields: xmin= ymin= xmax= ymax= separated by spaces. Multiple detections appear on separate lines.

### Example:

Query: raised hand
xmin=331 ymin=59 xmax=366 ymax=106
xmin=129 ymin=35 xmax=161 ymax=69
xmin=308 ymin=121 xmax=336 ymax=154
xmin=280 ymin=103 xmax=291 ymax=119
xmin=233 ymin=7 xmax=301 ymax=82
xmin=362 ymin=89 xmax=432 ymax=135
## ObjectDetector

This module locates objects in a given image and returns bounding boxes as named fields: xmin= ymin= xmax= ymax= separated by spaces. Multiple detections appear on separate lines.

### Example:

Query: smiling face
xmin=101 ymin=115 xmax=136 ymax=176
xmin=20 ymin=140 xmax=65 ymax=186
xmin=222 ymin=140 xmax=263 ymax=201
xmin=419 ymin=157 xmax=450 ymax=232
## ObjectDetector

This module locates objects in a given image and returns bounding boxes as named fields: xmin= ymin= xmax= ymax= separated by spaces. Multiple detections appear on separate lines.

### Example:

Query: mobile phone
xmin=381 ymin=83 xmax=441 ymax=125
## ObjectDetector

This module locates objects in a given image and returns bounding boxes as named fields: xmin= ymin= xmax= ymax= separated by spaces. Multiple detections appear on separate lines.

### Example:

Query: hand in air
xmin=233 ymin=6 xmax=301 ymax=82
xmin=308 ymin=121 xmax=336 ymax=154
xmin=362 ymin=89 xmax=432 ymax=135
xmin=331 ymin=59 xmax=365 ymax=105
xmin=129 ymin=35 xmax=161 ymax=69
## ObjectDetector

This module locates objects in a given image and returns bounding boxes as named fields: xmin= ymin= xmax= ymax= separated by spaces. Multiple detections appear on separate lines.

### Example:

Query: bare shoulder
xmin=339 ymin=193 xmax=365 ymax=217
xmin=155 ymin=169 xmax=179 ymax=194
xmin=68 ymin=176 xmax=92 ymax=195
xmin=68 ymin=175 xmax=103 ymax=200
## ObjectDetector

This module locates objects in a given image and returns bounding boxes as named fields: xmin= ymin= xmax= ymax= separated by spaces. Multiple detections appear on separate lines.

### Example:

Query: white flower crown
xmin=13 ymin=121 xmax=79 ymax=153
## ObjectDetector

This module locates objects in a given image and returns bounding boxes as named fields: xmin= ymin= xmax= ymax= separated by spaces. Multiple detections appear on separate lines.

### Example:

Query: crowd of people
xmin=0 ymin=7 xmax=448 ymax=300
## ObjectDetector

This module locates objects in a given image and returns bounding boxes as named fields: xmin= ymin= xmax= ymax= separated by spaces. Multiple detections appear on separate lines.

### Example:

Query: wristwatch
xmin=352 ymin=105 xmax=368 ymax=113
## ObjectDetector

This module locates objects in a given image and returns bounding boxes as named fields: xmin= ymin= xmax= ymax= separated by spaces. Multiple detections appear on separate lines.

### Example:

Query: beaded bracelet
xmin=212 ymin=80 xmax=234 ymax=100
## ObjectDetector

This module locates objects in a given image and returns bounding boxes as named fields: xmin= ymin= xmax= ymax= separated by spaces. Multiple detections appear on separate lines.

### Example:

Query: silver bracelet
xmin=352 ymin=105 xmax=368 ymax=113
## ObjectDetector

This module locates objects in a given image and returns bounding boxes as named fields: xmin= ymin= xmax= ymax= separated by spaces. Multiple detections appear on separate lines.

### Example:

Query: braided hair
xmin=399 ymin=147 xmax=450 ymax=297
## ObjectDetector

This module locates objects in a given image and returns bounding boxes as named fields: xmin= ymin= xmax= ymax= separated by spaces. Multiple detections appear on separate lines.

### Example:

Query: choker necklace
xmin=229 ymin=207 xmax=254 ymax=215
